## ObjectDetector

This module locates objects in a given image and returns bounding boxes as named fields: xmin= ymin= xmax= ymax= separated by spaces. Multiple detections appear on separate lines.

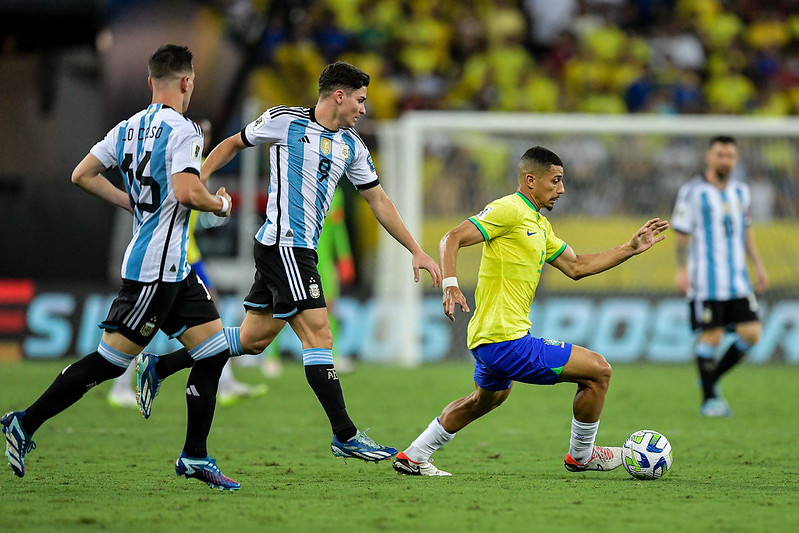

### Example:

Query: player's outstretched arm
xmin=439 ymin=219 xmax=484 ymax=321
xmin=550 ymin=218 xmax=669 ymax=280
xmin=360 ymin=184 xmax=442 ymax=286
xmin=71 ymin=153 xmax=133 ymax=214
xmin=200 ymin=133 xmax=247 ymax=183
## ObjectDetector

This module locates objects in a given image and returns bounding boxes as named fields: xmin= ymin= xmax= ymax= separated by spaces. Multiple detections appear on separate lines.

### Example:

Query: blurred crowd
xmin=225 ymin=0 xmax=799 ymax=117
xmin=192 ymin=0 xmax=799 ymax=223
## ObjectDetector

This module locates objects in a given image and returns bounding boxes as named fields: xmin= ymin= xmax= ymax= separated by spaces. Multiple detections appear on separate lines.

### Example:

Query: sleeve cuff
xmin=546 ymin=242 xmax=567 ymax=262
xmin=240 ymin=129 xmax=254 ymax=147
xmin=468 ymin=217 xmax=489 ymax=241
xmin=355 ymin=179 xmax=380 ymax=191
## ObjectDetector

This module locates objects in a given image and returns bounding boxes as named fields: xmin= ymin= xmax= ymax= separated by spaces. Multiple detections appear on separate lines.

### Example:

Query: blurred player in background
xmin=393 ymin=146 xmax=669 ymax=476
xmin=262 ymin=187 xmax=356 ymax=377
xmin=134 ymin=61 xmax=441 ymax=463
xmin=672 ymin=135 xmax=768 ymax=417
xmin=2 ymin=45 xmax=240 ymax=490
xmin=107 ymin=119 xmax=265 ymax=408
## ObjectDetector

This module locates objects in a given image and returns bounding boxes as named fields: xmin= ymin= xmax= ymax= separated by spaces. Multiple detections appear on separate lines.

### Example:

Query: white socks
xmin=569 ymin=417 xmax=599 ymax=465
xmin=403 ymin=416 xmax=600 ymax=465
xmin=404 ymin=417 xmax=456 ymax=464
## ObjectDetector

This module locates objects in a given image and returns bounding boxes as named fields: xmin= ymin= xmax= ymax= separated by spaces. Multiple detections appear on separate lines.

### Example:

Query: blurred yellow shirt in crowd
xmin=704 ymin=72 xmax=756 ymax=113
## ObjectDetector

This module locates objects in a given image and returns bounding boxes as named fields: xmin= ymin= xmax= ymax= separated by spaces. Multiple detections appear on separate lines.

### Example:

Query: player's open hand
xmin=413 ymin=251 xmax=442 ymax=287
xmin=443 ymin=286 xmax=470 ymax=321
xmin=629 ymin=218 xmax=669 ymax=254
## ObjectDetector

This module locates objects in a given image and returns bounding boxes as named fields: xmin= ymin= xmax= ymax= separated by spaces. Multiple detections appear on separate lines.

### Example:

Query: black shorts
xmin=689 ymin=296 xmax=760 ymax=331
xmin=100 ymin=268 xmax=219 ymax=345
xmin=244 ymin=242 xmax=326 ymax=319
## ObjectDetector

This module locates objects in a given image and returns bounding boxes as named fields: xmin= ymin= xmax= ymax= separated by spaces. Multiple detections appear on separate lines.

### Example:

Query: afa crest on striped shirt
xmin=320 ymin=137 xmax=332 ymax=156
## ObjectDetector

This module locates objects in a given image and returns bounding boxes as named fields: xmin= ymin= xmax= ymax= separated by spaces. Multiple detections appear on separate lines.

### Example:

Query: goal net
xmin=374 ymin=113 xmax=799 ymax=366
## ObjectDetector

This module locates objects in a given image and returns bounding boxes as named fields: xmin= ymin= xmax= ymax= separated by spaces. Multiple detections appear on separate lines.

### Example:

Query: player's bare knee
xmin=242 ymin=337 xmax=270 ymax=355
xmin=472 ymin=390 xmax=508 ymax=416
xmin=484 ymin=394 xmax=508 ymax=413
xmin=457 ymin=394 xmax=485 ymax=417
xmin=741 ymin=331 xmax=760 ymax=345
xmin=489 ymin=393 xmax=509 ymax=411
xmin=592 ymin=353 xmax=612 ymax=390
xmin=701 ymin=329 xmax=724 ymax=346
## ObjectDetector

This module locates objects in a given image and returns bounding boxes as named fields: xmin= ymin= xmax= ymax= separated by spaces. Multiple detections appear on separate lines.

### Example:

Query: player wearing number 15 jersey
xmin=2 ymin=45 xmax=240 ymax=490
xmin=91 ymin=99 xmax=203 ymax=282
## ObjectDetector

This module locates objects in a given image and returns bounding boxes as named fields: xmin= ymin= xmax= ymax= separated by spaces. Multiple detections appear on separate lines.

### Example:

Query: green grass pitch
xmin=1 ymin=359 xmax=797 ymax=532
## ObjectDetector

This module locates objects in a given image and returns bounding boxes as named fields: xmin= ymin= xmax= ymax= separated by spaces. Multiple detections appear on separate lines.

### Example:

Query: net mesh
xmin=399 ymin=121 xmax=799 ymax=294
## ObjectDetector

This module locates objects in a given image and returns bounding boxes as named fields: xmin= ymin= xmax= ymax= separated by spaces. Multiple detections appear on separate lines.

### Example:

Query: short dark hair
xmin=318 ymin=62 xmax=370 ymax=98
xmin=709 ymin=135 xmax=736 ymax=147
xmin=519 ymin=146 xmax=563 ymax=176
xmin=148 ymin=44 xmax=193 ymax=79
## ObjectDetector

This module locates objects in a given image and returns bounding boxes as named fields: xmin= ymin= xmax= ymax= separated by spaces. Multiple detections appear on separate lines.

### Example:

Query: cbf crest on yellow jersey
xmin=242 ymin=105 xmax=379 ymax=249
xmin=466 ymin=192 xmax=567 ymax=349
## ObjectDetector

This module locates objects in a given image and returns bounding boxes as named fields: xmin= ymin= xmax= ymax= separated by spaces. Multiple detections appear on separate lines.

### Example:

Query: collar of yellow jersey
xmin=515 ymin=192 xmax=540 ymax=220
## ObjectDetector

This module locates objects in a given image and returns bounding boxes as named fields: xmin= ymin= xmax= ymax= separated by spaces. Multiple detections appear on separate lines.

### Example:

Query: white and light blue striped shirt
xmin=91 ymin=104 xmax=204 ymax=283
xmin=242 ymin=105 xmax=379 ymax=249
xmin=672 ymin=175 xmax=753 ymax=301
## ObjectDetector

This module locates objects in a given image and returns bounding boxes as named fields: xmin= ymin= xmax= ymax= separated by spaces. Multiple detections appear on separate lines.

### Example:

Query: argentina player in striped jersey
xmin=672 ymin=136 xmax=768 ymax=417
xmin=134 ymin=61 xmax=441 ymax=463
xmin=2 ymin=45 xmax=240 ymax=490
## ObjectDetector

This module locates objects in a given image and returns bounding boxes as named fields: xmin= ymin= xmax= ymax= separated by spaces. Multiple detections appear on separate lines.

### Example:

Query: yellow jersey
xmin=466 ymin=192 xmax=567 ymax=349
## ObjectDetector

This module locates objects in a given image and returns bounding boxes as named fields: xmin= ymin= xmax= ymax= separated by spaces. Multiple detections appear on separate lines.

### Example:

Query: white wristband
xmin=215 ymin=195 xmax=230 ymax=216
xmin=442 ymin=277 xmax=459 ymax=290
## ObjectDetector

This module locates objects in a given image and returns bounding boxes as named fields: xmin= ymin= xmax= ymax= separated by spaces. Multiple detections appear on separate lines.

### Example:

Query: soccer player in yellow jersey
xmin=394 ymin=146 xmax=669 ymax=476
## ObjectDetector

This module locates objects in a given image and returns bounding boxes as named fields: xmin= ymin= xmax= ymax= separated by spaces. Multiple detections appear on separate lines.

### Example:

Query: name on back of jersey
xmin=124 ymin=126 xmax=163 ymax=141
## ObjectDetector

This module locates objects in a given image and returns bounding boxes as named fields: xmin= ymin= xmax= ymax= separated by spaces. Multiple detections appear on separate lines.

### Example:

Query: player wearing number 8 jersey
xmin=393 ymin=146 xmax=669 ymax=476
xmin=2 ymin=45 xmax=239 ymax=490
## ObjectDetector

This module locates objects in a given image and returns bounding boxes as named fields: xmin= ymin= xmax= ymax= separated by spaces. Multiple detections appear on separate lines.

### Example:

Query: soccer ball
xmin=621 ymin=429 xmax=673 ymax=480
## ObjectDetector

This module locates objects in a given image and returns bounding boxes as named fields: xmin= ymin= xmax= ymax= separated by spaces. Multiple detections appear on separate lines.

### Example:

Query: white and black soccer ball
xmin=622 ymin=429 xmax=673 ymax=480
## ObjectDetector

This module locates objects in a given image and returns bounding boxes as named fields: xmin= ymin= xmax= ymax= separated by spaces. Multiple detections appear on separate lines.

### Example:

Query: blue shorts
xmin=471 ymin=335 xmax=573 ymax=391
